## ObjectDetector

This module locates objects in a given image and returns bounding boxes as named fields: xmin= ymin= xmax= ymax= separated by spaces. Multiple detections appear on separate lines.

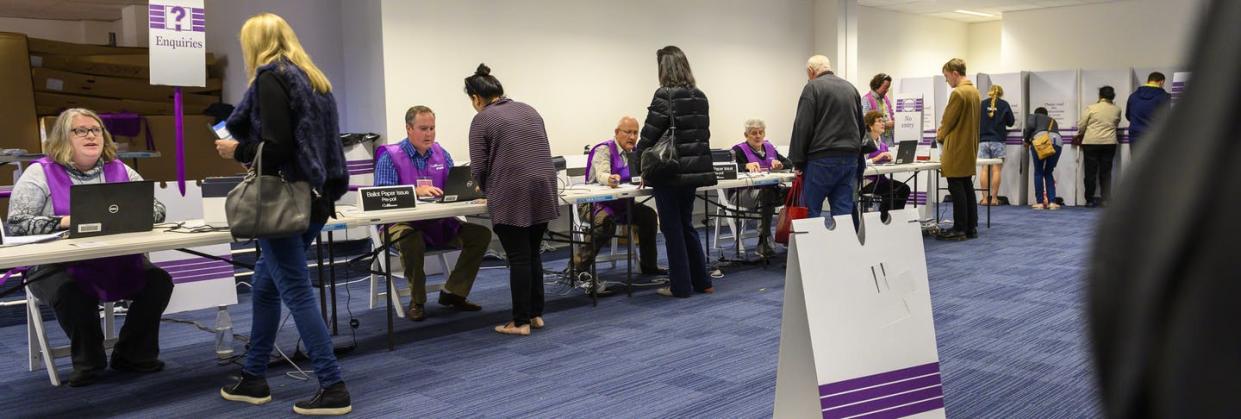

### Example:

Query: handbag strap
xmin=665 ymin=88 xmax=677 ymax=132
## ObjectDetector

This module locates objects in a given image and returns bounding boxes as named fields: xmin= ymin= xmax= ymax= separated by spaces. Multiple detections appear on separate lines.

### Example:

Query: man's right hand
xmin=607 ymin=174 xmax=621 ymax=188
xmin=416 ymin=185 xmax=444 ymax=198
xmin=58 ymin=216 xmax=71 ymax=229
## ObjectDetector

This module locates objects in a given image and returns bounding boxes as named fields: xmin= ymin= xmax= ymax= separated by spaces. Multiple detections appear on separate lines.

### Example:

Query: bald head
xmin=614 ymin=116 xmax=639 ymax=151
xmin=807 ymin=55 xmax=832 ymax=80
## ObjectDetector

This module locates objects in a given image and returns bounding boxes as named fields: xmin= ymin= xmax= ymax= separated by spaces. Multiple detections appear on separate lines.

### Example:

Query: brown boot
xmin=406 ymin=304 xmax=426 ymax=322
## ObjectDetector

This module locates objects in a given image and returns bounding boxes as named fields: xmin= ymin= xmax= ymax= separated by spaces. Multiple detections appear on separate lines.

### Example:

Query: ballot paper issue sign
xmin=358 ymin=186 xmax=418 ymax=211
xmin=148 ymin=0 xmax=206 ymax=87
xmin=773 ymin=209 xmax=945 ymax=419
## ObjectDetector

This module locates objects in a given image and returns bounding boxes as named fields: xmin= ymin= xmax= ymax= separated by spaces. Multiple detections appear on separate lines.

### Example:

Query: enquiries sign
xmin=148 ymin=0 xmax=206 ymax=87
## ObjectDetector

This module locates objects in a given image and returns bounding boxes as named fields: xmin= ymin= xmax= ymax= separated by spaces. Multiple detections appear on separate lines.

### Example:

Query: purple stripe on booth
xmin=822 ymin=387 xmax=943 ymax=418
xmin=821 ymin=374 xmax=942 ymax=410
xmin=348 ymin=185 xmax=363 ymax=191
xmin=161 ymin=261 xmax=231 ymax=273
xmin=849 ymin=397 xmax=946 ymax=419
xmin=819 ymin=363 xmax=940 ymax=396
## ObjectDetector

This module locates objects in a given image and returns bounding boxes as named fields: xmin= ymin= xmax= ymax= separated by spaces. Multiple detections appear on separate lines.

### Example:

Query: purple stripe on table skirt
xmin=155 ymin=257 xmax=231 ymax=269
xmin=348 ymin=185 xmax=364 ymax=191
xmin=347 ymin=164 xmax=373 ymax=170
xmin=168 ymin=267 xmax=235 ymax=279
xmin=171 ymin=271 xmax=236 ymax=285
xmin=349 ymin=170 xmax=374 ymax=176
xmin=347 ymin=159 xmax=373 ymax=164
xmin=162 ymin=261 xmax=231 ymax=272
xmin=848 ymin=397 xmax=945 ymax=419
xmin=819 ymin=363 xmax=940 ymax=396
xmin=821 ymin=374 xmax=941 ymax=410
xmin=821 ymin=386 xmax=943 ymax=419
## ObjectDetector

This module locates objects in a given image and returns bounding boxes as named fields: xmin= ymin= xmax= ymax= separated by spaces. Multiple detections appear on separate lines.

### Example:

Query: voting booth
xmin=976 ymin=72 xmax=1029 ymax=205
xmin=1079 ymin=69 xmax=1132 ymax=188
xmin=892 ymin=93 xmax=930 ymax=220
xmin=774 ymin=209 xmax=944 ymax=418
xmin=898 ymin=76 xmax=942 ymax=211
xmin=1128 ymin=67 xmax=1180 ymax=169
xmin=1028 ymin=70 xmax=1083 ymax=206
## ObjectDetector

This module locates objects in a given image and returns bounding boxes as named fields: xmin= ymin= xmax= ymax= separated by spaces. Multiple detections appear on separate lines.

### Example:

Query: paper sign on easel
xmin=149 ymin=0 xmax=206 ymax=196
xmin=774 ymin=209 xmax=945 ymax=418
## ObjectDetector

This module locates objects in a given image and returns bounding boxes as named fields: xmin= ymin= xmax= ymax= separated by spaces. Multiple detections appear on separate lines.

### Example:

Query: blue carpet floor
xmin=0 ymin=205 xmax=1101 ymax=418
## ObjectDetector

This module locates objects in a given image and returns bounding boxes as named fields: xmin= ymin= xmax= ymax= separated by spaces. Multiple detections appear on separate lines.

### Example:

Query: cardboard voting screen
xmin=150 ymin=181 xmax=237 ymax=314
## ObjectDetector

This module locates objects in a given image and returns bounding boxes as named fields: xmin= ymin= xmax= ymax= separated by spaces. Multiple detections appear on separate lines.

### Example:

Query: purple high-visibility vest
xmin=36 ymin=157 xmax=147 ymax=302
xmin=375 ymin=142 xmax=461 ymax=247
xmin=734 ymin=140 xmax=779 ymax=169
xmin=584 ymin=139 xmax=632 ymax=220
xmin=865 ymin=91 xmax=895 ymax=121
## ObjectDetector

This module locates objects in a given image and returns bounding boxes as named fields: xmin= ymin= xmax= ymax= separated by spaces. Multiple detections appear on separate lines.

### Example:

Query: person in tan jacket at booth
xmin=1078 ymin=86 xmax=1122 ymax=207
xmin=935 ymin=58 xmax=981 ymax=241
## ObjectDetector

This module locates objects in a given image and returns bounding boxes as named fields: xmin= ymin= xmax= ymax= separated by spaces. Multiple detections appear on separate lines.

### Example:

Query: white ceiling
xmin=859 ymin=0 xmax=1129 ymax=22
xmin=0 ymin=0 xmax=146 ymax=22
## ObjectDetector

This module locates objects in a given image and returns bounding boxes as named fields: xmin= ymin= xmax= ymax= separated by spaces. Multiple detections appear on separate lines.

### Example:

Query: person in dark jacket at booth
xmin=634 ymin=46 xmax=717 ymax=299
xmin=1125 ymin=71 xmax=1172 ymax=153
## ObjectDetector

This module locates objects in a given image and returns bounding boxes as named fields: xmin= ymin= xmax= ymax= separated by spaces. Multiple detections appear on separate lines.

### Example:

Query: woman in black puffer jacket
xmin=635 ymin=45 xmax=717 ymax=298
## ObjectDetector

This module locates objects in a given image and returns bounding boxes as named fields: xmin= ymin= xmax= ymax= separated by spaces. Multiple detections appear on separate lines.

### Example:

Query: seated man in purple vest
xmin=731 ymin=118 xmax=792 ymax=258
xmin=7 ymin=108 xmax=172 ymax=387
xmin=374 ymin=106 xmax=491 ymax=321
xmin=574 ymin=116 xmax=665 ymax=277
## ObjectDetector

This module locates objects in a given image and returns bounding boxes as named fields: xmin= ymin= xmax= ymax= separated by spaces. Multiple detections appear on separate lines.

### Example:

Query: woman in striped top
xmin=466 ymin=63 xmax=561 ymax=336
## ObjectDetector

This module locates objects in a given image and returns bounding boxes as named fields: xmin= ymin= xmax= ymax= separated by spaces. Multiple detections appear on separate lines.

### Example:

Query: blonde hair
xmin=45 ymin=108 xmax=118 ymax=165
xmin=942 ymin=58 xmax=966 ymax=76
xmin=239 ymin=13 xmax=332 ymax=93
xmin=987 ymin=84 xmax=1004 ymax=118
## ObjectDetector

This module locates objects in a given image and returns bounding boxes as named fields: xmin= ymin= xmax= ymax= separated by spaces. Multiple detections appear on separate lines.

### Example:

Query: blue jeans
xmin=243 ymin=224 xmax=342 ymax=387
xmin=1031 ymin=145 xmax=1062 ymax=204
xmin=802 ymin=155 xmax=859 ymax=219
xmin=652 ymin=187 xmax=711 ymax=297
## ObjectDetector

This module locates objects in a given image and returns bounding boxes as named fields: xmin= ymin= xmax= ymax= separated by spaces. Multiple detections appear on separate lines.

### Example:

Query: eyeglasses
xmin=71 ymin=127 xmax=103 ymax=137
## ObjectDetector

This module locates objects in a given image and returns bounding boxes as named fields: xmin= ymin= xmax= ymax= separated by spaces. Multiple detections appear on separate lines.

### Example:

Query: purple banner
xmin=819 ymin=362 xmax=940 ymax=396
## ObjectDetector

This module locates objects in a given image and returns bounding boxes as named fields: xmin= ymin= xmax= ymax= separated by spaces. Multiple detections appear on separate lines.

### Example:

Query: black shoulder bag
xmin=640 ymin=90 xmax=681 ymax=182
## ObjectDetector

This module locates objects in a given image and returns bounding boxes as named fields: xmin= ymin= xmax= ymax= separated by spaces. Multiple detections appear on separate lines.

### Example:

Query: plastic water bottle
xmin=214 ymin=306 xmax=234 ymax=359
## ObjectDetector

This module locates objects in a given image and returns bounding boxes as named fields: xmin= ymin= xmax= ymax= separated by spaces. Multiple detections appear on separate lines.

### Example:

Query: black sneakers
xmin=220 ymin=371 xmax=272 ymax=405
xmin=438 ymin=291 xmax=482 ymax=311
xmin=293 ymin=382 xmax=352 ymax=416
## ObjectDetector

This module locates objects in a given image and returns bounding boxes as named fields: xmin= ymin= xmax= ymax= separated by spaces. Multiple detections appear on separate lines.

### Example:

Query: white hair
xmin=807 ymin=55 xmax=832 ymax=75
xmin=744 ymin=119 xmax=766 ymax=131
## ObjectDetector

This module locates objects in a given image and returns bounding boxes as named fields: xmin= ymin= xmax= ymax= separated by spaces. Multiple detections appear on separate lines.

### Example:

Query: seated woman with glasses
xmin=6 ymin=108 xmax=171 ymax=387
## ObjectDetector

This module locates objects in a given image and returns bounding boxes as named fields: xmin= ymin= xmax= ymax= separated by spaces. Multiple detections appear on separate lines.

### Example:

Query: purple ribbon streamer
xmin=174 ymin=87 xmax=186 ymax=196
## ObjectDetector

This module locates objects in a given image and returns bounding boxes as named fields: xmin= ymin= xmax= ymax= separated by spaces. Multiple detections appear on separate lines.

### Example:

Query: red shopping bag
xmin=775 ymin=174 xmax=808 ymax=245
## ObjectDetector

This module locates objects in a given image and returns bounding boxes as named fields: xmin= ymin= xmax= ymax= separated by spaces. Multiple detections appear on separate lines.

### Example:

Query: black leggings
xmin=493 ymin=223 xmax=548 ymax=326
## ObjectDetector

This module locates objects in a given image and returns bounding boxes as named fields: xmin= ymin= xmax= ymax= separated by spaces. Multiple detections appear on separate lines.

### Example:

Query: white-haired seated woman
xmin=729 ymin=118 xmax=792 ymax=257
xmin=6 ymin=108 xmax=171 ymax=387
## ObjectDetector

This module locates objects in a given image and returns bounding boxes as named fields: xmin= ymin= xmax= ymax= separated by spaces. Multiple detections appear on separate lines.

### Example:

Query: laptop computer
xmin=439 ymin=166 xmax=485 ymax=203
xmin=70 ymin=181 xmax=155 ymax=238
xmin=894 ymin=140 xmax=918 ymax=165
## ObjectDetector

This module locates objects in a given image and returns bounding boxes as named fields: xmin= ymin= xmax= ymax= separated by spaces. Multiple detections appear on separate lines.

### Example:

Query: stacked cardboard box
xmin=24 ymin=35 xmax=223 ymax=116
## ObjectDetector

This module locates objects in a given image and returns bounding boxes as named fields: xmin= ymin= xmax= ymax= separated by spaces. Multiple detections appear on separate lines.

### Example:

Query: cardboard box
xmin=32 ymin=67 xmax=221 ymax=104
xmin=27 ymin=37 xmax=147 ymax=56
xmin=30 ymin=52 xmax=218 ymax=80
xmin=0 ymin=33 xmax=40 ymax=154
xmin=35 ymin=92 xmax=214 ymax=116
xmin=139 ymin=115 xmax=246 ymax=182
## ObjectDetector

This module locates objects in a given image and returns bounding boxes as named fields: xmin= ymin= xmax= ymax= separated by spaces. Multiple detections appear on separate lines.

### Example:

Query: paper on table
xmin=0 ymin=231 xmax=67 ymax=247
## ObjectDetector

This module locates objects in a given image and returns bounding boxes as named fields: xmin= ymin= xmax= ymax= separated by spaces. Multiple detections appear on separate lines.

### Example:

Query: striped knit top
xmin=468 ymin=98 xmax=561 ymax=227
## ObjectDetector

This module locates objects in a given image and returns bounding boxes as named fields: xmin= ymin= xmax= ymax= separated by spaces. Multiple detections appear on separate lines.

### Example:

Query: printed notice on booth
xmin=148 ymin=0 xmax=206 ymax=87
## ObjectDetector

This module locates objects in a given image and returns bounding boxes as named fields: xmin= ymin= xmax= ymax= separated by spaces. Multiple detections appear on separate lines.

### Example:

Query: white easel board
xmin=151 ymin=181 xmax=237 ymax=314
xmin=774 ymin=209 xmax=944 ymax=418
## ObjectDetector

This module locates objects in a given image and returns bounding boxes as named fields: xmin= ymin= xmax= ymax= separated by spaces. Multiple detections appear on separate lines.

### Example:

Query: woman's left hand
xmin=215 ymin=139 xmax=239 ymax=159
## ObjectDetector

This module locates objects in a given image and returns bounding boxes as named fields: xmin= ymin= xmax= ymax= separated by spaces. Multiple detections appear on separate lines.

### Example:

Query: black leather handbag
xmin=640 ymin=90 xmax=681 ymax=182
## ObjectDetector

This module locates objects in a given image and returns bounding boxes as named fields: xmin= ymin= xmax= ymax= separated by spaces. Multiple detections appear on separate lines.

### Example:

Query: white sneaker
xmin=1031 ymin=204 xmax=1045 ymax=210
xmin=1048 ymin=203 xmax=1061 ymax=210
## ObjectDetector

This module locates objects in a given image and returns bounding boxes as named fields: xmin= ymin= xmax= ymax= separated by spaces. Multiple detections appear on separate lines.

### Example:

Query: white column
xmin=812 ymin=0 xmax=858 ymax=82
xmin=119 ymin=4 xmax=149 ymax=47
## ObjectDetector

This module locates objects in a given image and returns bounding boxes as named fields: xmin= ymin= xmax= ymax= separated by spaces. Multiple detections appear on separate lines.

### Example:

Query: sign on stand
xmin=149 ymin=0 xmax=206 ymax=196
xmin=774 ymin=209 xmax=945 ymax=418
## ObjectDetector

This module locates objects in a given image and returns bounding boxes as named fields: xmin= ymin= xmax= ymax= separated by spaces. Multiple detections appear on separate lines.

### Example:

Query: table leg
xmin=589 ymin=205 xmax=598 ymax=307
xmin=626 ymin=198 xmax=633 ymax=297
xmin=328 ymin=230 xmax=338 ymax=335
xmin=384 ymin=225 xmax=394 ymax=351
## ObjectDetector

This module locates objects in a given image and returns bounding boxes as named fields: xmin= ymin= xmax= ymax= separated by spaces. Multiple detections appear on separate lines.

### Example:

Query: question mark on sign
xmin=170 ymin=6 xmax=186 ymax=32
